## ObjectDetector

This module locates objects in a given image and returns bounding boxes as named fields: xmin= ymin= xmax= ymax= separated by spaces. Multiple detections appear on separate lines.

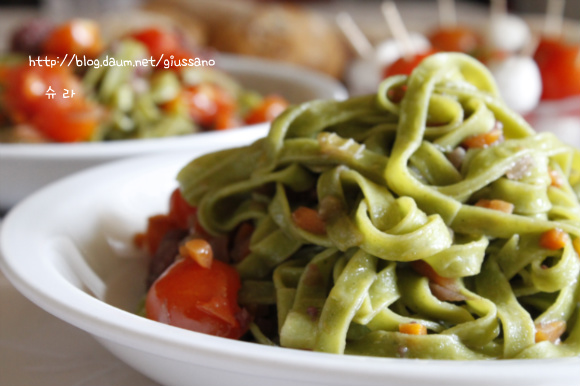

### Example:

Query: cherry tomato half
xmin=42 ymin=19 xmax=103 ymax=58
xmin=533 ymin=38 xmax=580 ymax=100
xmin=182 ymin=84 xmax=237 ymax=129
xmin=146 ymin=257 xmax=246 ymax=339
xmin=168 ymin=188 xmax=197 ymax=229
xmin=129 ymin=28 xmax=183 ymax=63
xmin=32 ymin=101 xmax=99 ymax=142
xmin=2 ymin=64 xmax=98 ymax=142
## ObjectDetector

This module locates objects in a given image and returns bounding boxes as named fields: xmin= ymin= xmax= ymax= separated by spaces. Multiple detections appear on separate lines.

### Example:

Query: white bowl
xmin=0 ymin=149 xmax=578 ymax=386
xmin=0 ymin=54 xmax=348 ymax=209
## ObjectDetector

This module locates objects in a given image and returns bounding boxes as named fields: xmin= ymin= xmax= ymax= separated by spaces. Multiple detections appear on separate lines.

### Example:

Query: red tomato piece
xmin=182 ymin=84 xmax=237 ymax=129
xmin=182 ymin=84 xmax=218 ymax=126
xmin=129 ymin=28 xmax=183 ymax=65
xmin=214 ymin=109 xmax=242 ymax=130
xmin=244 ymin=95 xmax=289 ymax=125
xmin=168 ymin=188 xmax=197 ymax=229
xmin=230 ymin=222 xmax=254 ymax=263
xmin=383 ymin=50 xmax=437 ymax=78
xmin=428 ymin=26 xmax=482 ymax=54
xmin=3 ymin=65 xmax=70 ymax=122
xmin=42 ymin=19 xmax=103 ymax=58
xmin=164 ymin=49 xmax=196 ymax=70
xmin=146 ymin=258 xmax=246 ymax=339
xmin=2 ymin=64 xmax=98 ymax=142
xmin=129 ymin=28 xmax=199 ymax=71
xmin=32 ymin=102 xmax=99 ymax=142
xmin=139 ymin=215 xmax=176 ymax=255
xmin=534 ymin=38 xmax=580 ymax=100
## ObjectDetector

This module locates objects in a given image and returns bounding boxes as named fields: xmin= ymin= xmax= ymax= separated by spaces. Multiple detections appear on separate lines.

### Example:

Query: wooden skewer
xmin=544 ymin=0 xmax=566 ymax=37
xmin=490 ymin=0 xmax=507 ymax=22
xmin=336 ymin=12 xmax=375 ymax=60
xmin=520 ymin=34 xmax=540 ymax=58
xmin=438 ymin=0 xmax=457 ymax=28
xmin=381 ymin=1 xmax=415 ymax=61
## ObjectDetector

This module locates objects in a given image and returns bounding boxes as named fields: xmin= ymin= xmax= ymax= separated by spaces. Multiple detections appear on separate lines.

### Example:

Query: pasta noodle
xmin=176 ymin=53 xmax=580 ymax=359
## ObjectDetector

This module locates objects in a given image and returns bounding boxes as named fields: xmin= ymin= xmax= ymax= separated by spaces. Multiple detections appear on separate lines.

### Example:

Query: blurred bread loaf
xmin=143 ymin=0 xmax=348 ymax=78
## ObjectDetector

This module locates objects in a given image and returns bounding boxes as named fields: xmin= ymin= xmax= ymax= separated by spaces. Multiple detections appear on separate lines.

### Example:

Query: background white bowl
xmin=0 ymin=149 xmax=578 ymax=386
xmin=0 ymin=53 xmax=348 ymax=210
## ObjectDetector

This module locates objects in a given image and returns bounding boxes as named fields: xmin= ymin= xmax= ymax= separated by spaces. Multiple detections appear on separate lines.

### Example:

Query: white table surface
xmin=0 ymin=270 xmax=160 ymax=386
xmin=0 ymin=219 xmax=159 ymax=386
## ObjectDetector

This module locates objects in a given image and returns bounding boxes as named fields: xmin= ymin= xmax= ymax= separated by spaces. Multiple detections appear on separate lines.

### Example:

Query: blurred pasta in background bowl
xmin=0 ymin=17 xmax=347 ymax=209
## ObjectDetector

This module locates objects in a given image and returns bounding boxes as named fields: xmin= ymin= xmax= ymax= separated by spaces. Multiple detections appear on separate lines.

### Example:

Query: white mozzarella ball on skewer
xmin=488 ymin=55 xmax=542 ymax=115
xmin=345 ymin=58 xmax=382 ymax=96
xmin=486 ymin=14 xmax=531 ymax=53
xmin=374 ymin=33 xmax=432 ymax=66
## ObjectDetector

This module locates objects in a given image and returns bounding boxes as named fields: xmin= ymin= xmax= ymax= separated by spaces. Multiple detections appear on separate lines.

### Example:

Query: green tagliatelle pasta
xmin=177 ymin=53 xmax=580 ymax=359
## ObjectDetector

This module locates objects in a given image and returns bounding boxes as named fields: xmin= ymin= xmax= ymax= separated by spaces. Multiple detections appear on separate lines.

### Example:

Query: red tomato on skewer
xmin=534 ymin=38 xmax=580 ymax=100
xmin=428 ymin=26 xmax=482 ymax=55
xmin=382 ymin=49 xmax=437 ymax=78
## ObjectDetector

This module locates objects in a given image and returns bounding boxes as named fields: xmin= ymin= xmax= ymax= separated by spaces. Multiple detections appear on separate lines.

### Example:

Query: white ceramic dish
xmin=0 ymin=149 xmax=578 ymax=386
xmin=0 ymin=53 xmax=348 ymax=209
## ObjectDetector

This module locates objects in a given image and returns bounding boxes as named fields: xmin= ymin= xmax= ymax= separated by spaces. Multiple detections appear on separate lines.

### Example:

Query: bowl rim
xmin=0 ymin=151 xmax=578 ymax=385
xmin=0 ymin=124 xmax=269 ymax=159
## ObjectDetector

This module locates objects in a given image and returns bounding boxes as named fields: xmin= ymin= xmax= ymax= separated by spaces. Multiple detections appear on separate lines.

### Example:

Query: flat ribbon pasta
xmin=178 ymin=53 xmax=580 ymax=359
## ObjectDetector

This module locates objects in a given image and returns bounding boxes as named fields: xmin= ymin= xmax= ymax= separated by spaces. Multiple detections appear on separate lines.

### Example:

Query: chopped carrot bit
xmin=180 ymin=238 xmax=213 ymax=268
xmin=549 ymin=169 xmax=564 ymax=188
xmin=292 ymin=206 xmax=326 ymax=235
xmin=399 ymin=322 xmax=427 ymax=335
xmin=475 ymin=199 xmax=514 ymax=214
xmin=573 ymin=238 xmax=580 ymax=258
xmin=539 ymin=229 xmax=569 ymax=250
xmin=462 ymin=127 xmax=503 ymax=149
xmin=535 ymin=321 xmax=566 ymax=343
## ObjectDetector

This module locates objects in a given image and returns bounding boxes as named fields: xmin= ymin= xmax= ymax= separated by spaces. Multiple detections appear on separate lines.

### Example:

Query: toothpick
xmin=490 ymin=0 xmax=507 ymax=20
xmin=438 ymin=0 xmax=457 ymax=28
xmin=544 ymin=0 xmax=566 ymax=37
xmin=520 ymin=35 xmax=540 ymax=58
xmin=381 ymin=1 xmax=415 ymax=61
xmin=336 ymin=12 xmax=375 ymax=60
